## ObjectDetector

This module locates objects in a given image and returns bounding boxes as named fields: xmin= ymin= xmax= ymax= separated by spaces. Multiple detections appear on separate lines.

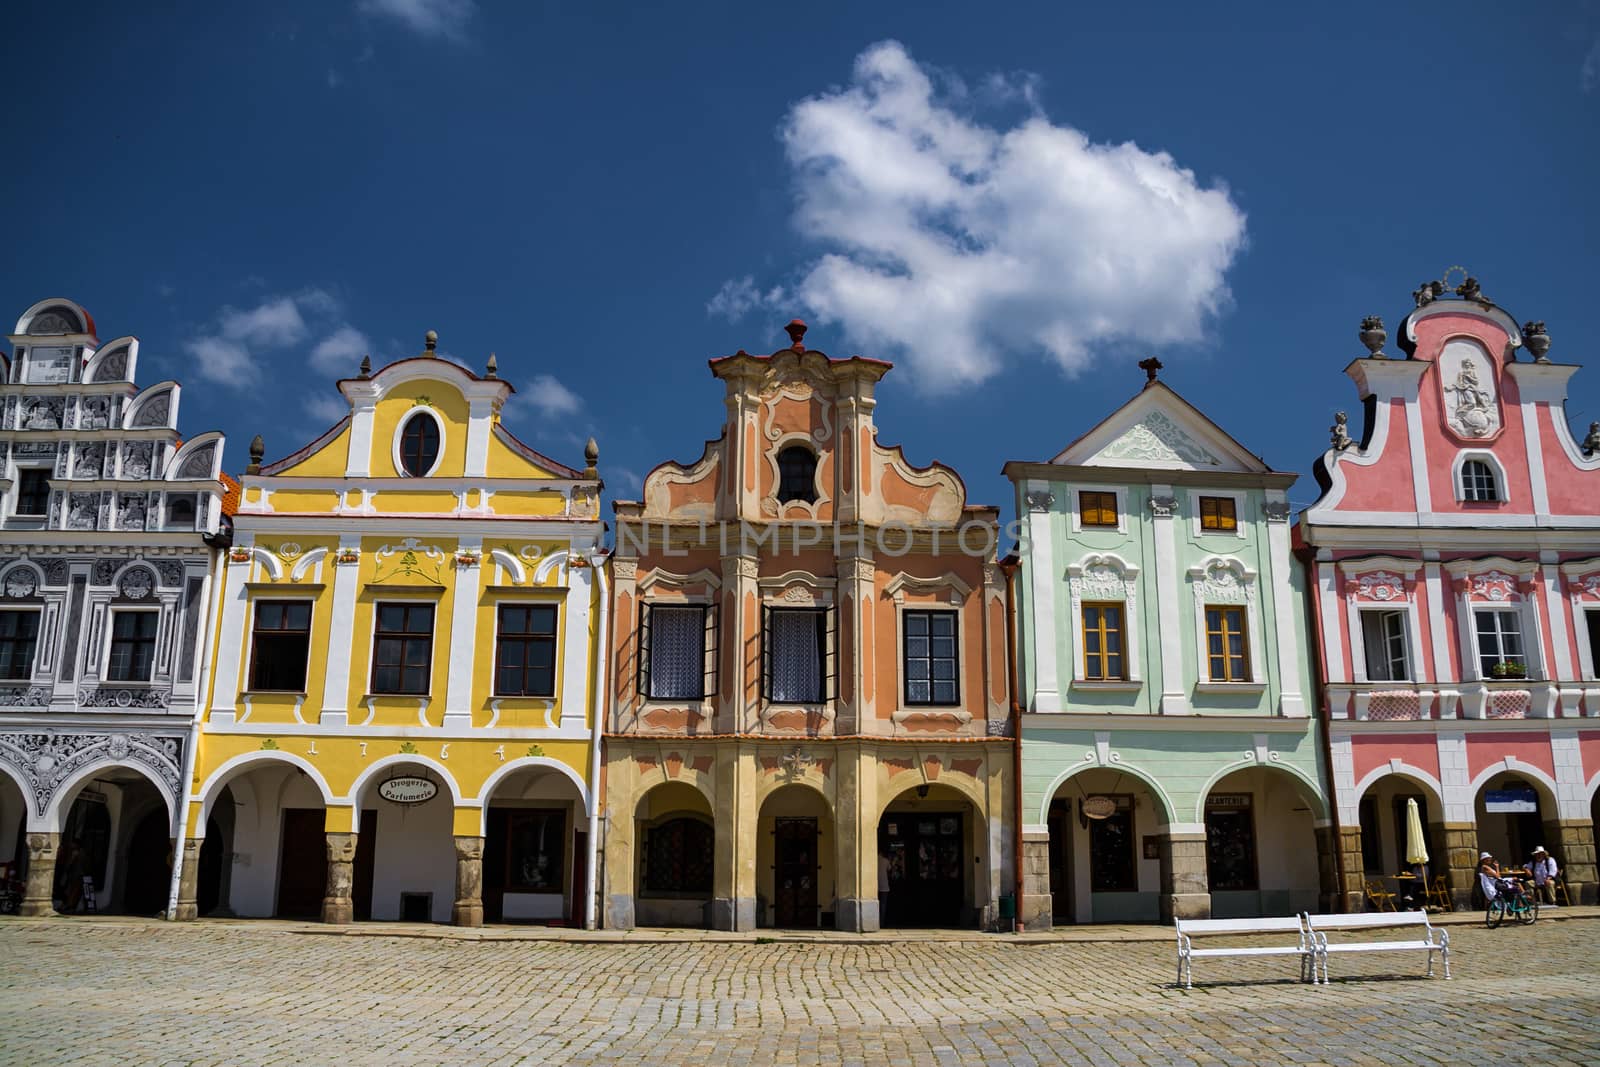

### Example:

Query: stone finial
xmin=583 ymin=437 xmax=599 ymax=479
xmin=1330 ymin=411 xmax=1352 ymax=452
xmin=424 ymin=330 xmax=438 ymax=356
xmin=247 ymin=434 xmax=265 ymax=475
xmin=1359 ymin=315 xmax=1387 ymax=358
xmin=1583 ymin=421 xmax=1600 ymax=458
xmin=1137 ymin=357 xmax=1163 ymax=384
xmin=1412 ymin=280 xmax=1443 ymax=308
xmin=485 ymin=352 xmax=498 ymax=379
xmin=1522 ymin=321 xmax=1551 ymax=363
xmin=784 ymin=319 xmax=807 ymax=351
xmin=359 ymin=354 xmax=372 ymax=379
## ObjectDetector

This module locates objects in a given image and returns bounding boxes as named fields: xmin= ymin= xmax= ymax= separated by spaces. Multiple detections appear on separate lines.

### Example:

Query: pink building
xmin=1299 ymin=277 xmax=1600 ymax=908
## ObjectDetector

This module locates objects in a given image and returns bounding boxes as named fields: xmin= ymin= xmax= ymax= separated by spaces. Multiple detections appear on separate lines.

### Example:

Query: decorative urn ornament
xmin=1359 ymin=315 xmax=1387 ymax=357
xmin=1522 ymin=321 xmax=1551 ymax=363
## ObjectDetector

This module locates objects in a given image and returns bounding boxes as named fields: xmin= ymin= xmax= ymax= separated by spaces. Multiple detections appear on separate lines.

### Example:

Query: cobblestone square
xmin=3 ymin=916 xmax=1598 ymax=1065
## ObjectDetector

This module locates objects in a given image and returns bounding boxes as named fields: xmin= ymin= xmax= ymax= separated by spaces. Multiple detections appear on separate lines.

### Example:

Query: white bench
xmin=1305 ymin=910 xmax=1449 ymax=984
xmin=1174 ymin=916 xmax=1313 ymax=989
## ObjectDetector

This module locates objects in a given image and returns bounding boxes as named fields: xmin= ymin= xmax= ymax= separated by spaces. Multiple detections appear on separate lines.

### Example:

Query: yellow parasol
xmin=1404 ymin=797 xmax=1429 ymax=867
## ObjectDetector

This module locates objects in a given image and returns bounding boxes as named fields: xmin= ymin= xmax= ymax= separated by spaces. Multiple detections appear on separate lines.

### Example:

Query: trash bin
xmin=998 ymin=893 xmax=1015 ymax=921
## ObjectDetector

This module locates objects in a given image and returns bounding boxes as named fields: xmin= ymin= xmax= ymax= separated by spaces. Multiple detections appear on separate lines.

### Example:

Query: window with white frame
xmin=1081 ymin=602 xmax=1127 ymax=681
xmin=0 ymin=609 xmax=40 ymax=680
xmin=1204 ymin=605 xmax=1251 ymax=682
xmin=639 ymin=603 xmax=716 ymax=701
xmin=1473 ymin=609 xmax=1525 ymax=677
xmin=1460 ymin=459 xmax=1499 ymax=502
xmin=1360 ymin=610 xmax=1410 ymax=682
xmin=107 ymin=610 xmax=159 ymax=682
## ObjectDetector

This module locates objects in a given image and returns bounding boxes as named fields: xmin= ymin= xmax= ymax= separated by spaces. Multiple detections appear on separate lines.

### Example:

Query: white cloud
xmin=707 ymin=276 xmax=786 ymax=321
xmin=184 ymin=289 xmax=360 ymax=390
xmin=181 ymin=337 xmax=258 ymax=387
xmin=358 ymin=0 xmax=475 ymax=40
xmin=303 ymin=392 xmax=350 ymax=425
xmin=309 ymin=325 xmax=370 ymax=374
xmin=713 ymin=41 xmax=1247 ymax=389
xmin=1584 ymin=38 xmax=1600 ymax=92
xmin=517 ymin=374 xmax=583 ymax=418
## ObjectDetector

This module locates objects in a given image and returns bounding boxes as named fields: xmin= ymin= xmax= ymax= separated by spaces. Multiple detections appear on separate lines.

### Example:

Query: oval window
xmin=399 ymin=412 xmax=440 ymax=477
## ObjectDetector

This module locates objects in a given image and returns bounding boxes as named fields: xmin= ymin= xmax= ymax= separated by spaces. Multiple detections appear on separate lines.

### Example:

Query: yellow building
xmin=178 ymin=334 xmax=606 ymax=927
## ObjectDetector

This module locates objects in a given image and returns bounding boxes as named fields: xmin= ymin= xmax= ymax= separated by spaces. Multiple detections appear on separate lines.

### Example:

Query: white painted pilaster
xmin=442 ymin=535 xmax=482 ymax=731
xmin=560 ymin=554 xmax=594 ymax=733
xmin=206 ymin=548 xmax=255 ymax=727
xmin=319 ymin=534 xmax=363 ymax=727
xmin=1151 ymin=485 xmax=1187 ymax=714
xmin=1264 ymin=493 xmax=1305 ymax=717
xmin=1436 ymin=733 xmax=1472 ymax=824
xmin=463 ymin=400 xmax=493 ymax=477
xmin=345 ymin=404 xmax=376 ymax=477
xmin=1023 ymin=483 xmax=1060 ymax=713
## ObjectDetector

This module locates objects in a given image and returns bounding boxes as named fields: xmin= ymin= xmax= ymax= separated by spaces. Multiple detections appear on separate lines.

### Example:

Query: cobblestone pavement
xmin=2 ymin=916 xmax=1597 ymax=1066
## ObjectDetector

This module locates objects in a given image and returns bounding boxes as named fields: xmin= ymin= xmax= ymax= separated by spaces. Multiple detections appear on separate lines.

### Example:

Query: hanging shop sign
xmin=379 ymin=776 xmax=438 ymax=805
xmin=1081 ymin=795 xmax=1117 ymax=820
xmin=1484 ymin=788 xmax=1537 ymax=813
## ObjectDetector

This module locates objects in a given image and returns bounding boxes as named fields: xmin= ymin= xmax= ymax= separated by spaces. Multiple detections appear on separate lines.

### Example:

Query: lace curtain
xmin=649 ymin=606 xmax=704 ymax=699
xmin=770 ymin=610 xmax=822 ymax=703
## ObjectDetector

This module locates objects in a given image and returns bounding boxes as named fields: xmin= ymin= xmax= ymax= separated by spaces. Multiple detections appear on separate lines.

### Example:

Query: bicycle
xmin=1485 ymin=878 xmax=1538 ymax=928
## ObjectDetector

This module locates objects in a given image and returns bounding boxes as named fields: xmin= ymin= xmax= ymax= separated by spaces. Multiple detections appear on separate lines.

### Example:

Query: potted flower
xmin=1490 ymin=661 xmax=1527 ymax=680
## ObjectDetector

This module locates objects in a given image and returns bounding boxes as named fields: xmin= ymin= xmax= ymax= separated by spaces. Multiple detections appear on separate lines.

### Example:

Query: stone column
xmin=452 ymin=835 xmax=485 ymax=927
xmin=1327 ymin=825 xmax=1364 ymax=913
xmin=19 ymin=833 xmax=58 ymax=917
xmin=833 ymin=740 xmax=875 ymax=932
xmin=1437 ymin=822 xmax=1478 ymax=910
xmin=1158 ymin=830 xmax=1210 ymax=921
xmin=602 ymin=749 xmax=636 ymax=930
xmin=322 ymin=832 xmax=357 ymax=924
xmin=173 ymin=837 xmax=202 ymax=921
xmin=1019 ymin=830 xmax=1053 ymax=931
xmin=1551 ymin=819 xmax=1597 ymax=905
xmin=710 ymin=740 xmax=756 ymax=931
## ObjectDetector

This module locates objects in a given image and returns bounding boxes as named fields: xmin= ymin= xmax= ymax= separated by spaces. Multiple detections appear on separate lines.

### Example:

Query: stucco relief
xmin=1097 ymin=410 xmax=1221 ymax=468
xmin=1438 ymin=339 xmax=1501 ymax=440
xmin=641 ymin=445 xmax=719 ymax=521
xmin=875 ymin=454 xmax=963 ymax=525
xmin=763 ymin=387 xmax=832 ymax=444
xmin=1465 ymin=569 xmax=1520 ymax=602
xmin=1066 ymin=554 xmax=1138 ymax=602
xmin=372 ymin=538 xmax=447 ymax=584
xmin=1351 ymin=571 xmax=1406 ymax=602
xmin=0 ymin=730 xmax=185 ymax=818
xmin=1575 ymin=574 xmax=1600 ymax=601
xmin=1189 ymin=558 xmax=1255 ymax=603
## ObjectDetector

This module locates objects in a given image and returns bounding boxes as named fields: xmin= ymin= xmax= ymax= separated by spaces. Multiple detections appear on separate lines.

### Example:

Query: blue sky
xmin=2 ymin=2 xmax=1597 ymax=518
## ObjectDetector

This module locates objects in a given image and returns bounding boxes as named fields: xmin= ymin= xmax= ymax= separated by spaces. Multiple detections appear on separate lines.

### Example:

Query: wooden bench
xmin=1173 ymin=916 xmax=1313 ymax=989
xmin=1305 ymin=910 xmax=1449 ymax=984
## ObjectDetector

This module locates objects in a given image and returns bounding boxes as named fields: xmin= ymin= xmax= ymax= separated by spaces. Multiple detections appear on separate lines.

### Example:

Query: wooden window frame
xmin=1080 ymin=601 xmax=1128 ymax=682
xmin=1077 ymin=490 xmax=1118 ymax=529
xmin=371 ymin=602 xmax=435 ymax=695
xmin=494 ymin=603 xmax=559 ymax=698
xmin=248 ymin=599 xmax=313 ymax=692
xmin=902 ymin=608 xmax=960 ymax=707
xmin=1204 ymin=604 xmax=1250 ymax=683
xmin=1199 ymin=496 xmax=1238 ymax=532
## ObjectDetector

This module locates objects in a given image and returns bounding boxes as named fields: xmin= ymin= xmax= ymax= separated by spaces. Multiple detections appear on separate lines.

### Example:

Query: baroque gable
xmin=1051 ymin=381 xmax=1271 ymax=474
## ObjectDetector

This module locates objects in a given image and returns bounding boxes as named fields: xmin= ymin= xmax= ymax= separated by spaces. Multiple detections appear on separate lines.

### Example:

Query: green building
xmin=1005 ymin=368 xmax=1332 ymax=926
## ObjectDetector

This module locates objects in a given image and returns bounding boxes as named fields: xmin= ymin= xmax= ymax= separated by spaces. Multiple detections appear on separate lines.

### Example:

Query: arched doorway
xmin=633 ymin=782 xmax=713 ymax=928
xmin=1355 ymin=773 xmax=1443 ymax=907
xmin=757 ymin=784 xmax=832 ymax=929
xmin=198 ymin=761 xmax=328 ymax=919
xmin=1044 ymin=768 xmax=1167 ymax=924
xmin=353 ymin=761 xmax=457 ymax=923
xmin=54 ymin=766 xmax=173 ymax=916
xmin=1474 ymin=772 xmax=1556 ymax=870
xmin=878 ymin=783 xmax=981 ymax=929
xmin=480 ymin=764 xmax=588 ymax=926
xmin=1203 ymin=767 xmax=1322 ymax=919
xmin=0 ymin=769 xmax=26 ymax=901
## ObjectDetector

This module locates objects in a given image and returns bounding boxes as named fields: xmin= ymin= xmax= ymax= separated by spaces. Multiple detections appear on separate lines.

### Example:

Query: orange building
xmin=602 ymin=321 xmax=1011 ymax=931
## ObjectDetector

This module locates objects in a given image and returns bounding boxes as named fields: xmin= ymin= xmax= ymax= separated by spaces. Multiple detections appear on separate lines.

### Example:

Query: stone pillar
xmin=710 ymin=741 xmax=756 ymax=931
xmin=173 ymin=837 xmax=202 ymax=921
xmin=1551 ymin=819 xmax=1597 ymax=905
xmin=322 ymin=832 xmax=356 ymax=924
xmin=602 ymin=751 xmax=636 ymax=930
xmin=1329 ymin=825 xmax=1364 ymax=913
xmin=19 ymin=833 xmax=58 ymax=917
xmin=1437 ymin=822 xmax=1478 ymax=910
xmin=452 ymin=835 xmax=485 ymax=927
xmin=1019 ymin=830 xmax=1053 ymax=931
xmin=1158 ymin=830 xmax=1210 ymax=921
xmin=834 ymin=741 xmax=876 ymax=932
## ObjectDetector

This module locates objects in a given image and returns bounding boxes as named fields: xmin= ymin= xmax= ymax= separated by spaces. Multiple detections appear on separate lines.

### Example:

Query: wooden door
xmin=882 ymin=812 xmax=965 ymax=927
xmin=353 ymin=810 xmax=377 ymax=921
xmin=275 ymin=809 xmax=325 ymax=918
xmin=773 ymin=818 xmax=818 ymax=928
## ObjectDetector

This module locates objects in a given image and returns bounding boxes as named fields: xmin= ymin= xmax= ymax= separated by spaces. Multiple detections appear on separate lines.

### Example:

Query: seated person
xmin=1477 ymin=852 xmax=1501 ymax=903
xmin=1527 ymin=846 xmax=1560 ymax=905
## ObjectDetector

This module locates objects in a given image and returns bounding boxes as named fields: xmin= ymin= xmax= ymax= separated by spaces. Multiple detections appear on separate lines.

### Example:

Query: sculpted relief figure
xmin=1447 ymin=359 xmax=1496 ymax=438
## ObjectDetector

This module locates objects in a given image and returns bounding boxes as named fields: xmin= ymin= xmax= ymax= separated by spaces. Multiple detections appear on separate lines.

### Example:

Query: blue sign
xmin=1484 ymin=788 xmax=1537 ymax=813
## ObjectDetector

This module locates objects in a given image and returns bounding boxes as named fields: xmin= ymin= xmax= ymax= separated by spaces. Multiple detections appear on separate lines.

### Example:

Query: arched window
xmin=399 ymin=412 xmax=440 ymax=477
xmin=1461 ymin=459 xmax=1499 ymax=502
xmin=776 ymin=445 xmax=818 ymax=504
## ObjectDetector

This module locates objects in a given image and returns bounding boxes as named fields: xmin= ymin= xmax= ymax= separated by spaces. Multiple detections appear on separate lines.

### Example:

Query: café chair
xmin=1364 ymin=879 xmax=1399 ymax=912
xmin=1553 ymin=877 xmax=1573 ymax=907
xmin=1426 ymin=875 xmax=1453 ymax=911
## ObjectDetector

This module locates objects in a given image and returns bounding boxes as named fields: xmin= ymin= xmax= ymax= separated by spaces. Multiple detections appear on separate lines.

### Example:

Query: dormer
xmin=7 ymin=298 xmax=99 ymax=385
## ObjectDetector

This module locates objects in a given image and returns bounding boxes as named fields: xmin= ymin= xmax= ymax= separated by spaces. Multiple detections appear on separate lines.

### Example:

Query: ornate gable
xmin=1052 ymin=380 xmax=1270 ymax=473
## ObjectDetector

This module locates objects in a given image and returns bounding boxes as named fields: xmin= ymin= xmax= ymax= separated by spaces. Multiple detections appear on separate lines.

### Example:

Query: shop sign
xmin=1206 ymin=793 xmax=1252 ymax=809
xmin=1081 ymin=795 xmax=1117 ymax=820
xmin=1484 ymin=788 xmax=1537 ymax=813
xmin=379 ymin=776 xmax=438 ymax=805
